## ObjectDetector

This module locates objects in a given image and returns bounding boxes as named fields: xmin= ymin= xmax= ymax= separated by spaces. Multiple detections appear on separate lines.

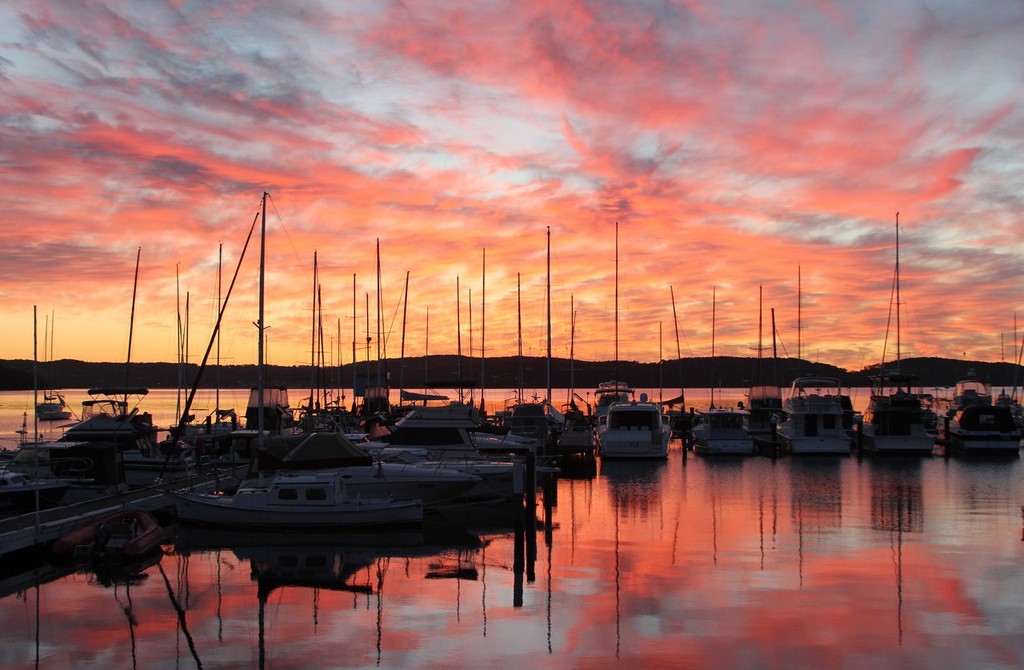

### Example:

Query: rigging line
xmin=265 ymin=192 xmax=314 ymax=289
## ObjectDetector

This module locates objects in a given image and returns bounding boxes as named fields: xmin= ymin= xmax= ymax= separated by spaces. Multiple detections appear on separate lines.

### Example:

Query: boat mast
xmin=517 ymin=272 xmax=523 ymax=403
xmin=568 ymin=295 xmax=576 ymax=407
xmin=481 ymin=249 xmax=487 ymax=413
xmin=711 ymin=285 xmax=717 ymax=408
xmin=546 ymin=226 xmax=552 ymax=404
xmin=895 ymin=212 xmax=902 ymax=372
xmin=257 ymin=192 xmax=267 ymax=448
xmin=125 ymin=247 xmax=141 ymax=395
xmin=400 ymin=270 xmax=410 ymax=405
xmin=310 ymin=251 xmax=317 ymax=412
xmin=216 ymin=243 xmax=222 ymax=421
xmin=468 ymin=288 xmax=473 ymax=405
xmin=614 ymin=220 xmax=619 ymax=384
xmin=670 ymin=285 xmax=685 ymax=408
xmin=456 ymin=275 xmax=463 ymax=403
xmin=351 ymin=274 xmax=356 ymax=412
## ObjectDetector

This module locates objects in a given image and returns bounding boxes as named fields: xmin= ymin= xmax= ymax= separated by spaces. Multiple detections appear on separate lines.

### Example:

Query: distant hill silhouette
xmin=2 ymin=355 xmax=1021 ymax=395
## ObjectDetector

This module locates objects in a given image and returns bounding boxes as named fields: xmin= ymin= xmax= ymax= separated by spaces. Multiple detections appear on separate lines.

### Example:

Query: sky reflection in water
xmin=2 ymin=448 xmax=1023 ymax=669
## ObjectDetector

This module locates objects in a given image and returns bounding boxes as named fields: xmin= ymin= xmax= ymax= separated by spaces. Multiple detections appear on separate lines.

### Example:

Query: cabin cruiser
xmin=777 ymin=377 xmax=851 ymax=455
xmin=0 ymin=470 xmax=71 ymax=516
xmin=690 ymin=406 xmax=755 ymax=455
xmin=60 ymin=387 xmax=199 ymax=486
xmin=938 ymin=375 xmax=1021 ymax=455
xmin=596 ymin=395 xmax=670 ymax=459
xmin=858 ymin=373 xmax=934 ymax=455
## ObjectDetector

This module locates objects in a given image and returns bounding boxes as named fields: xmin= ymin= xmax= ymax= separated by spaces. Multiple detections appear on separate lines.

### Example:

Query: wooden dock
xmin=0 ymin=466 xmax=245 ymax=559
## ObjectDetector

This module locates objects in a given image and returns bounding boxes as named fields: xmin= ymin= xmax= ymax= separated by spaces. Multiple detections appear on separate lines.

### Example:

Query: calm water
xmin=1 ymin=389 xmax=1023 ymax=669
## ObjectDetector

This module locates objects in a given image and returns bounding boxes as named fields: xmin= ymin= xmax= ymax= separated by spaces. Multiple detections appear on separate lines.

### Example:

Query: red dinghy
xmin=53 ymin=510 xmax=163 ymax=559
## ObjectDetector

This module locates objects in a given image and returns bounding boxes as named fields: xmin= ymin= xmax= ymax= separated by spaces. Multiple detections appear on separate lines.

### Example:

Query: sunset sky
xmin=2 ymin=1 xmax=1022 ymax=373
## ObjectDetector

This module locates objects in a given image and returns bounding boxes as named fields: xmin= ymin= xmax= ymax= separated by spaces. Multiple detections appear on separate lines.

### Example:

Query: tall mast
xmin=481 ymin=248 xmax=486 ymax=413
xmin=517 ymin=272 xmax=523 ymax=403
xmin=376 ymin=239 xmax=383 ymax=387
xmin=400 ymin=270 xmax=410 ymax=404
xmin=468 ymin=288 xmax=473 ymax=405
xmin=351 ymin=274 xmax=356 ymax=411
xmin=895 ymin=212 xmax=902 ymax=371
xmin=546 ymin=226 xmax=552 ymax=404
xmin=125 ymin=247 xmax=141 ymax=393
xmin=797 ymin=265 xmax=802 ymax=367
xmin=670 ymin=285 xmax=685 ymax=407
xmin=257 ymin=193 xmax=267 ymax=447
xmin=216 ymin=243 xmax=222 ymax=418
xmin=310 ymin=251 xmax=317 ymax=411
xmin=456 ymin=276 xmax=462 ymax=403
xmin=568 ymin=295 xmax=576 ymax=407
xmin=711 ymin=285 xmax=717 ymax=407
xmin=614 ymin=220 xmax=619 ymax=383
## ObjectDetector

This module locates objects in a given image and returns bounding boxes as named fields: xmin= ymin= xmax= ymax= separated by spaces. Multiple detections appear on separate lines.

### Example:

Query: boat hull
xmin=172 ymin=491 xmax=423 ymax=528
xmin=779 ymin=435 xmax=851 ymax=455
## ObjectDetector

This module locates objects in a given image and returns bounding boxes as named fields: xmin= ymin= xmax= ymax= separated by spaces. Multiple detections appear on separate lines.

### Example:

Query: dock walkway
xmin=0 ymin=466 xmax=245 ymax=558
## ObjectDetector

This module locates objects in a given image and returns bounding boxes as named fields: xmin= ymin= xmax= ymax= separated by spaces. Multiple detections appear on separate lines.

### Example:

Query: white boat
xmin=777 ymin=377 xmax=851 ymax=455
xmin=36 ymin=392 xmax=72 ymax=422
xmin=0 ymin=470 xmax=71 ymax=515
xmin=171 ymin=469 xmax=424 ymax=528
xmin=596 ymin=397 xmax=670 ymax=459
xmin=939 ymin=375 xmax=1020 ymax=455
xmin=252 ymin=432 xmax=483 ymax=506
xmin=690 ymin=407 xmax=756 ymax=455
xmin=363 ymin=404 xmax=536 ymax=460
xmin=859 ymin=373 xmax=935 ymax=455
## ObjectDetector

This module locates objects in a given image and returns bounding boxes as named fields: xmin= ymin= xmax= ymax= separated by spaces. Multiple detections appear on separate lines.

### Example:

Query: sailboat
xmin=593 ymin=222 xmax=669 ymax=459
xmin=171 ymin=193 xmax=425 ymax=527
xmin=776 ymin=271 xmax=852 ymax=455
xmin=858 ymin=214 xmax=935 ymax=455
xmin=35 ymin=313 xmax=72 ymax=422
xmin=689 ymin=287 xmax=756 ymax=455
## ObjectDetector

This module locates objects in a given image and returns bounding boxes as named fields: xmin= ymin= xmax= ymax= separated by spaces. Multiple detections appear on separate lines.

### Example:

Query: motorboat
xmin=60 ymin=387 xmax=199 ymax=486
xmin=363 ymin=404 xmax=536 ymax=460
xmin=938 ymin=375 xmax=1021 ymax=455
xmin=592 ymin=380 xmax=634 ymax=427
xmin=596 ymin=396 xmax=670 ymax=459
xmin=858 ymin=373 xmax=934 ymax=455
xmin=744 ymin=384 xmax=783 ymax=447
xmin=0 ymin=470 xmax=70 ymax=516
xmin=249 ymin=432 xmax=483 ymax=507
xmin=171 ymin=469 xmax=424 ymax=528
xmin=690 ymin=407 xmax=755 ymax=455
xmin=777 ymin=377 xmax=851 ymax=455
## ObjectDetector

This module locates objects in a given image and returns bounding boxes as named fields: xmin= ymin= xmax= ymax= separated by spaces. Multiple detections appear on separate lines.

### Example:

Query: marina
xmin=1 ymin=388 xmax=1022 ymax=668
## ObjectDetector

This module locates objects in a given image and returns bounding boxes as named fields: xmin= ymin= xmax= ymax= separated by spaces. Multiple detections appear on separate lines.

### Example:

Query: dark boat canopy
xmin=400 ymin=390 xmax=449 ymax=402
xmin=87 ymin=387 xmax=149 ymax=397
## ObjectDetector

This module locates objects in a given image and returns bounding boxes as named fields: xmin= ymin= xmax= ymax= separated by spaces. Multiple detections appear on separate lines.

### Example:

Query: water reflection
xmin=2 ymin=452 xmax=1024 ymax=668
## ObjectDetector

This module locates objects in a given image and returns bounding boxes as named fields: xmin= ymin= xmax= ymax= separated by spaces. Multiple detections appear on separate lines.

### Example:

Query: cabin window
xmin=306 ymin=488 xmax=328 ymax=501
xmin=823 ymin=415 xmax=836 ymax=430
xmin=804 ymin=415 xmax=818 ymax=437
xmin=278 ymin=488 xmax=298 ymax=500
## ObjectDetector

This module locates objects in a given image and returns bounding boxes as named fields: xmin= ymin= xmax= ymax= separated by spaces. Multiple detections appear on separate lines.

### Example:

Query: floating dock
xmin=0 ymin=466 xmax=245 ymax=559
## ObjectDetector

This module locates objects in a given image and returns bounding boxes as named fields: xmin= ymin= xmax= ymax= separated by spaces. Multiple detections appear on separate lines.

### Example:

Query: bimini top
xmin=789 ymin=377 xmax=841 ymax=393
